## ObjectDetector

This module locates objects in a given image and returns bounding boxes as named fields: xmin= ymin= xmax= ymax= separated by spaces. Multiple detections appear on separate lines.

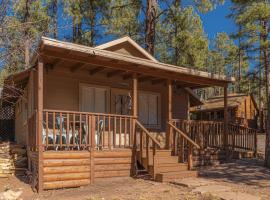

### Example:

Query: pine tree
xmin=103 ymin=0 xmax=143 ymax=44
xmin=156 ymin=5 xmax=208 ymax=70
xmin=230 ymin=0 xmax=270 ymax=167
xmin=64 ymin=0 xmax=109 ymax=46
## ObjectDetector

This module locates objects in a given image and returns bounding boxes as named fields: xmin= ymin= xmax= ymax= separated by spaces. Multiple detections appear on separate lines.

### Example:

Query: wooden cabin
xmin=190 ymin=94 xmax=259 ymax=129
xmin=3 ymin=36 xmax=253 ymax=192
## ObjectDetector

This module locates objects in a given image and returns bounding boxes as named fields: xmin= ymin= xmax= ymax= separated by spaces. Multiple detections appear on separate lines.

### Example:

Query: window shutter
xmin=148 ymin=94 xmax=158 ymax=125
xmin=139 ymin=93 xmax=148 ymax=124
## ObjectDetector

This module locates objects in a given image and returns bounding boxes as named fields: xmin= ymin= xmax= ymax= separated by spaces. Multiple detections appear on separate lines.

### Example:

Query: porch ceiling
xmin=38 ymin=37 xmax=234 ymax=88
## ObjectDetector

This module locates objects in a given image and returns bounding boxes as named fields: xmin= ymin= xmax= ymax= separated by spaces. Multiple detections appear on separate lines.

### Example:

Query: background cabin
xmin=190 ymin=94 xmax=259 ymax=129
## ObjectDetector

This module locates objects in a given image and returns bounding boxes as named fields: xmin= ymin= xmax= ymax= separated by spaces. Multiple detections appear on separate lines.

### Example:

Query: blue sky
xmin=200 ymin=0 xmax=236 ymax=42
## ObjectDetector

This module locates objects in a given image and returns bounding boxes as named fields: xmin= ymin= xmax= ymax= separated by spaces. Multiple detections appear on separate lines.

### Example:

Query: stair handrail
xmin=134 ymin=120 xmax=162 ymax=176
xmin=135 ymin=120 xmax=162 ymax=148
xmin=168 ymin=122 xmax=200 ymax=149
xmin=168 ymin=122 xmax=200 ymax=170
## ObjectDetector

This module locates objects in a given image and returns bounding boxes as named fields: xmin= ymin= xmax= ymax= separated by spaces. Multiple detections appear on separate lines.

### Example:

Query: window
xmin=138 ymin=92 xmax=160 ymax=128
xmin=80 ymin=85 xmax=109 ymax=113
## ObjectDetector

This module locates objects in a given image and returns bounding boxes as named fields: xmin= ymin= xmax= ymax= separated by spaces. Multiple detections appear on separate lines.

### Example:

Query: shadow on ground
xmin=199 ymin=159 xmax=270 ymax=188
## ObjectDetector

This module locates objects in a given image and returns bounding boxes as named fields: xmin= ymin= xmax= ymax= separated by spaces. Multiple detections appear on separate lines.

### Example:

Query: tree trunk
xmin=238 ymin=25 xmax=242 ymax=93
xmin=259 ymin=22 xmax=264 ymax=132
xmin=52 ymin=0 xmax=58 ymax=39
xmin=24 ymin=0 xmax=30 ymax=69
xmin=262 ymin=19 xmax=270 ymax=167
xmin=173 ymin=0 xmax=181 ymax=65
xmin=145 ymin=0 xmax=157 ymax=55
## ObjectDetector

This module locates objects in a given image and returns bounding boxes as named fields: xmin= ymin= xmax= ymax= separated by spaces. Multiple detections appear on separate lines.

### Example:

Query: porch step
xmin=148 ymin=163 xmax=188 ymax=176
xmin=140 ymin=150 xmax=172 ymax=157
xmin=155 ymin=170 xmax=198 ymax=182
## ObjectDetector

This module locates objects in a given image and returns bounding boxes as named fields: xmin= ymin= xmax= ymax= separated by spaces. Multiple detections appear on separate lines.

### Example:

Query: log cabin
xmin=1 ymin=36 xmax=258 ymax=192
xmin=190 ymin=94 xmax=259 ymax=129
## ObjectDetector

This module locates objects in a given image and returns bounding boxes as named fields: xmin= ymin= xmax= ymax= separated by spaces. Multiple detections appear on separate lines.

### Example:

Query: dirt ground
xmin=1 ymin=159 xmax=270 ymax=200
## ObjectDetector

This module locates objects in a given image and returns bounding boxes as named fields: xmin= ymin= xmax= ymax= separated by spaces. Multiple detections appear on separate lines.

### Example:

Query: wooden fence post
xmin=131 ymin=73 xmax=138 ymax=176
xmin=166 ymin=79 xmax=172 ymax=149
xmin=254 ymin=130 xmax=258 ymax=156
xmin=90 ymin=115 xmax=95 ymax=184
xmin=37 ymin=57 xmax=44 ymax=192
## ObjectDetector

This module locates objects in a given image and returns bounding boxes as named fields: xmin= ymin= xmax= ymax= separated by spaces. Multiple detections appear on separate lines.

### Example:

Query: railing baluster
xmin=73 ymin=114 xmax=75 ymax=148
xmin=79 ymin=114 xmax=82 ymax=148
xmin=140 ymin=130 xmax=143 ymax=163
xmin=102 ymin=115 xmax=106 ymax=148
xmin=67 ymin=113 xmax=70 ymax=148
xmin=108 ymin=115 xmax=111 ymax=150
xmin=124 ymin=117 xmax=127 ymax=148
xmin=146 ymin=135 xmax=149 ymax=170
xmin=114 ymin=116 xmax=116 ymax=148
xmin=53 ymin=112 xmax=56 ymax=147
xmin=119 ymin=117 xmax=122 ymax=148
xmin=60 ymin=112 xmax=63 ymax=148
xmin=45 ymin=112 xmax=48 ymax=147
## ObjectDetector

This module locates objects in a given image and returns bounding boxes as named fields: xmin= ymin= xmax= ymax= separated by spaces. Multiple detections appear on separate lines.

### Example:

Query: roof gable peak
xmin=95 ymin=36 xmax=158 ymax=62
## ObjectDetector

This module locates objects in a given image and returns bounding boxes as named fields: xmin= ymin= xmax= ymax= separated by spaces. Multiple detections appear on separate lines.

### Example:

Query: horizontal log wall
xmin=42 ymin=150 xmax=132 ymax=190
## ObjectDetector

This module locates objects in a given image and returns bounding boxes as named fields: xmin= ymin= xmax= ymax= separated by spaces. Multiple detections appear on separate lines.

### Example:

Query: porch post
xmin=131 ymin=73 xmax=138 ymax=176
xmin=132 ymin=73 xmax=138 ymax=118
xmin=37 ymin=57 xmax=44 ymax=192
xmin=224 ymin=85 xmax=228 ymax=155
xmin=166 ymin=79 xmax=173 ymax=149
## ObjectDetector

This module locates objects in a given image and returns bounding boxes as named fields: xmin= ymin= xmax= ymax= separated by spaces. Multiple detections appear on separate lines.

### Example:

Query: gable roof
xmin=190 ymin=94 xmax=259 ymax=112
xmin=96 ymin=36 xmax=158 ymax=62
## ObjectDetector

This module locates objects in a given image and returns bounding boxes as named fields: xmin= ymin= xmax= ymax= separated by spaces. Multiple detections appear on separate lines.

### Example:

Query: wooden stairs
xmin=137 ymin=149 xmax=197 ymax=182
xmin=135 ymin=120 xmax=199 ymax=183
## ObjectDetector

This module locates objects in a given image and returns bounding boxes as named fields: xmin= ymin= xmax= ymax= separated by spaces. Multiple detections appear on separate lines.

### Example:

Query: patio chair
xmin=96 ymin=119 xmax=104 ymax=150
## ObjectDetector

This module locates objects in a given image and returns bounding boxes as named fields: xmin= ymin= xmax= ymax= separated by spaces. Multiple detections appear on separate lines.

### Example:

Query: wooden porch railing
xmin=134 ymin=120 xmax=162 ymax=173
xmin=228 ymin=124 xmax=257 ymax=152
xmin=168 ymin=122 xmax=200 ymax=169
xmin=170 ymin=119 xmax=224 ymax=149
xmin=42 ymin=109 xmax=135 ymax=150
xmin=170 ymin=119 xmax=257 ymax=154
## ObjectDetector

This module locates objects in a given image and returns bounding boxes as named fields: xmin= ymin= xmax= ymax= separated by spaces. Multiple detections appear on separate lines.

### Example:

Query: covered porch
xmin=9 ymin=37 xmax=239 ymax=191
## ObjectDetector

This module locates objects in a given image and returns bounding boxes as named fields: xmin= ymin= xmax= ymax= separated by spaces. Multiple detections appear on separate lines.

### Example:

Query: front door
xmin=111 ymin=88 xmax=131 ymax=115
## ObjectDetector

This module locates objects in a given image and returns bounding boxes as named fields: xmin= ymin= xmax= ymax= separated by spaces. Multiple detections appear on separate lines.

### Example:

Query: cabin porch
xmin=8 ymin=37 xmax=250 ymax=192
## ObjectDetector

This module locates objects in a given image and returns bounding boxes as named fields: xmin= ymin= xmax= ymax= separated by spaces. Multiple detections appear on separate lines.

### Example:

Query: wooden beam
xmin=166 ymin=79 xmax=172 ymax=150
xmin=43 ymin=49 xmax=229 ymax=87
xmin=52 ymin=58 xmax=64 ymax=69
xmin=70 ymin=62 xmax=87 ymax=72
xmin=138 ymin=76 xmax=152 ymax=82
xmin=107 ymin=70 xmax=123 ymax=78
xmin=37 ymin=57 xmax=44 ymax=192
xmin=132 ymin=73 xmax=138 ymax=118
xmin=123 ymin=73 xmax=132 ymax=80
xmin=152 ymin=78 xmax=165 ymax=85
xmin=89 ymin=67 xmax=105 ymax=75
